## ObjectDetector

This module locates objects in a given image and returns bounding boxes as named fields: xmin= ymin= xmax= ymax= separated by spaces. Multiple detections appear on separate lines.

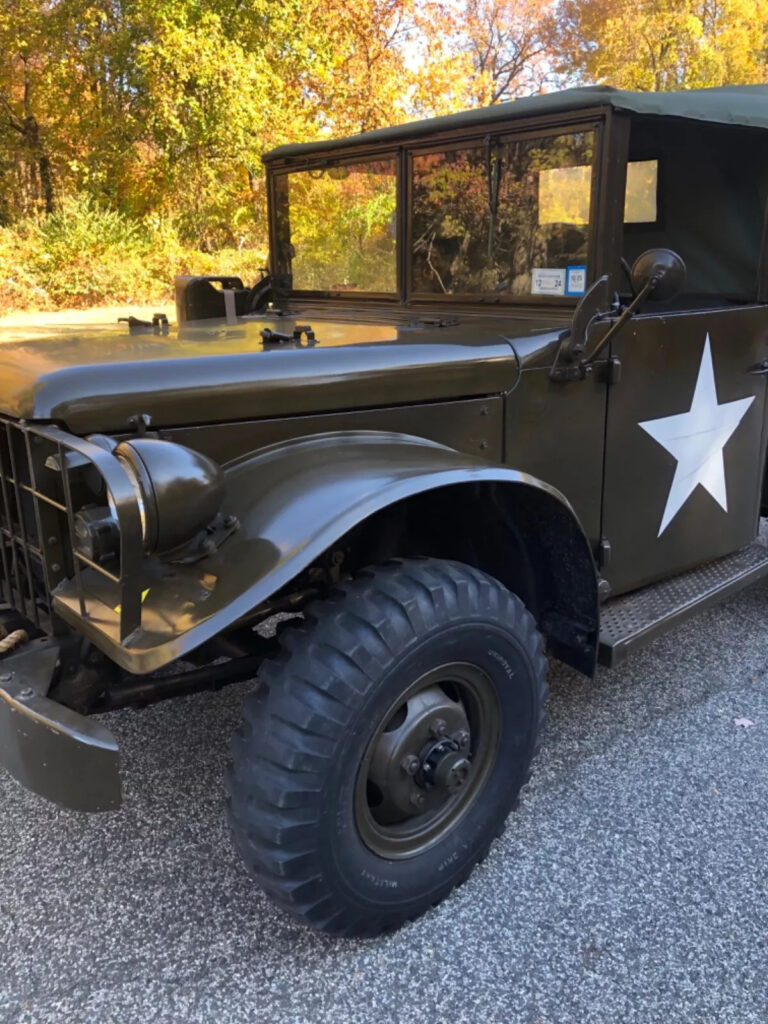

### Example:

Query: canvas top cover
xmin=263 ymin=84 xmax=768 ymax=162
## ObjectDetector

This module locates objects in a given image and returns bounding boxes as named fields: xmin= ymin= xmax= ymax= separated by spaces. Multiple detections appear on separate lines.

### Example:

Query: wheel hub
xmin=423 ymin=739 xmax=472 ymax=795
xmin=355 ymin=662 xmax=501 ymax=859
xmin=367 ymin=684 xmax=473 ymax=821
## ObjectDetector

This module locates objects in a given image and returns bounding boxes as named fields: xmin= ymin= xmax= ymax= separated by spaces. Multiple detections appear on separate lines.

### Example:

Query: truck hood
xmin=0 ymin=311 xmax=562 ymax=434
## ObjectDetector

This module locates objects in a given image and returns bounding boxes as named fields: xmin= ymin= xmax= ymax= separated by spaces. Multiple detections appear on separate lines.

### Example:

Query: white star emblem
xmin=639 ymin=335 xmax=754 ymax=536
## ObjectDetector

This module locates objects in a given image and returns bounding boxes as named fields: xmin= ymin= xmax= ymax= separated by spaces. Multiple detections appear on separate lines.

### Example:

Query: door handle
xmin=748 ymin=360 xmax=768 ymax=375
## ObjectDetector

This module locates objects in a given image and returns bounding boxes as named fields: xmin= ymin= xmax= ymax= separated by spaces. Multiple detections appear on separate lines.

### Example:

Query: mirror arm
xmin=550 ymin=275 xmax=614 ymax=381
xmin=582 ymin=276 xmax=656 ymax=367
xmin=551 ymin=273 xmax=660 ymax=382
xmin=550 ymin=249 xmax=685 ymax=382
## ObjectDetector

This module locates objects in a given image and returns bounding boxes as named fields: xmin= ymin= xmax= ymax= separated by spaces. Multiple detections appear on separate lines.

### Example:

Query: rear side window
xmin=624 ymin=160 xmax=659 ymax=223
xmin=622 ymin=119 xmax=768 ymax=300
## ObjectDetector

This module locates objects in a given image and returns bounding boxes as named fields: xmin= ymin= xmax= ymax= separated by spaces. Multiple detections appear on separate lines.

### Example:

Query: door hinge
xmin=596 ymin=537 xmax=612 ymax=568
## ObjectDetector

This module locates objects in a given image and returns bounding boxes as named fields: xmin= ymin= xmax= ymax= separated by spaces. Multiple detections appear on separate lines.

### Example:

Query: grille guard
xmin=0 ymin=417 xmax=144 ymax=642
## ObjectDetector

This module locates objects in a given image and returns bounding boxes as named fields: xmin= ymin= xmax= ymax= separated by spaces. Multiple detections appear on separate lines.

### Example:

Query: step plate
xmin=599 ymin=528 xmax=768 ymax=667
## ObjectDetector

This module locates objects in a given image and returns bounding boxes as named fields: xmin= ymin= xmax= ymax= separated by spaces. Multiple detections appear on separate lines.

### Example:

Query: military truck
xmin=2 ymin=84 xmax=768 ymax=936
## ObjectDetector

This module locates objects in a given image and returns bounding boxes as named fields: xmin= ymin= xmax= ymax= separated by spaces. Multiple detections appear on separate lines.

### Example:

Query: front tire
xmin=226 ymin=558 xmax=547 ymax=936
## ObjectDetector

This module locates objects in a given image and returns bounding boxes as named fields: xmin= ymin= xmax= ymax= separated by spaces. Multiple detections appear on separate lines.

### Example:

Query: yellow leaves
xmin=539 ymin=164 xmax=591 ymax=226
xmin=624 ymin=160 xmax=658 ymax=223
xmin=412 ymin=0 xmax=556 ymax=109
xmin=554 ymin=0 xmax=768 ymax=90
xmin=290 ymin=166 xmax=398 ymax=292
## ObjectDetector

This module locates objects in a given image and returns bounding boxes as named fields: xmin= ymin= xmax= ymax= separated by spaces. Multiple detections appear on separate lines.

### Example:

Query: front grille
xmin=0 ymin=417 xmax=145 ymax=641
xmin=0 ymin=419 xmax=54 ymax=630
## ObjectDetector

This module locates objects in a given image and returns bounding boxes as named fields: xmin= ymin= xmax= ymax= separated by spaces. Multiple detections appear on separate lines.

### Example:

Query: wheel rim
xmin=354 ymin=662 xmax=501 ymax=859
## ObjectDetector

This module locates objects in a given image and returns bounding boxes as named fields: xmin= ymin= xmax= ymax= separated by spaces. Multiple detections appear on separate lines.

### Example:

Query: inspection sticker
xmin=531 ymin=268 xmax=566 ymax=296
xmin=566 ymin=265 xmax=587 ymax=296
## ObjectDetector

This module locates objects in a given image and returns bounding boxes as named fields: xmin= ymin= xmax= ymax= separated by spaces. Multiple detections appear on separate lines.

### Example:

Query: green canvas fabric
xmin=263 ymin=85 xmax=768 ymax=162
xmin=622 ymin=118 xmax=768 ymax=297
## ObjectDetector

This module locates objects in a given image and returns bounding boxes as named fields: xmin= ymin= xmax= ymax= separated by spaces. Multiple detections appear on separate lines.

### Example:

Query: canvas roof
xmin=263 ymin=84 xmax=768 ymax=163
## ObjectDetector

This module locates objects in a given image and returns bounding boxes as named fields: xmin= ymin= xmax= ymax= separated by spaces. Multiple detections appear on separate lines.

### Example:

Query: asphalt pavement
xmin=2 ymin=579 xmax=768 ymax=1024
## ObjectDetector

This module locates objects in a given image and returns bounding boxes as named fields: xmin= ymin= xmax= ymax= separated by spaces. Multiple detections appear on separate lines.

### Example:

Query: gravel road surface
xmin=2 ymin=581 xmax=767 ymax=1024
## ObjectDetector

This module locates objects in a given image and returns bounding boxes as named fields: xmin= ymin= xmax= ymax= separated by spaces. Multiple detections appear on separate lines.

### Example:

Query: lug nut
xmin=429 ymin=718 xmax=448 ymax=739
xmin=454 ymin=730 xmax=471 ymax=750
xmin=400 ymin=754 xmax=420 ymax=776
xmin=410 ymin=791 xmax=426 ymax=809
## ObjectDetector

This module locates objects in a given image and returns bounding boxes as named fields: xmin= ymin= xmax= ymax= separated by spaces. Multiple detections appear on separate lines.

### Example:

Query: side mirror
xmin=550 ymin=248 xmax=687 ymax=382
xmin=631 ymin=248 xmax=686 ymax=302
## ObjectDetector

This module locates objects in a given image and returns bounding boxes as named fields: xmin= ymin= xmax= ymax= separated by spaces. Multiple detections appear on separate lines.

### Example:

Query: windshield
xmin=271 ymin=128 xmax=597 ymax=301
xmin=411 ymin=130 xmax=596 ymax=298
xmin=274 ymin=157 xmax=398 ymax=293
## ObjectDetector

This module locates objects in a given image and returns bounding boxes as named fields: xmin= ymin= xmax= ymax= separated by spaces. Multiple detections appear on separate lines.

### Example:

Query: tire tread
xmin=226 ymin=558 xmax=548 ymax=936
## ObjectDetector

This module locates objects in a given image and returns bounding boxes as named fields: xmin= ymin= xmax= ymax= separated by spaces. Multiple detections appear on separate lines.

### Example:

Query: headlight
xmin=77 ymin=439 xmax=225 ymax=563
xmin=110 ymin=438 xmax=225 ymax=554
xmin=110 ymin=453 xmax=148 ymax=541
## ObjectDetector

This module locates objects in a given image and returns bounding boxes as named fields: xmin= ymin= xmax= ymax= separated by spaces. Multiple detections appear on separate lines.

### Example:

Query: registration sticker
xmin=531 ymin=268 xmax=566 ymax=296
xmin=566 ymin=265 xmax=587 ymax=296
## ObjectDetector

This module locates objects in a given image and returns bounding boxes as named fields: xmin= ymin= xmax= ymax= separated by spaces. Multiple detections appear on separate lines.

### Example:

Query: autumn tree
xmin=0 ymin=0 xmax=57 ymax=218
xmin=551 ymin=0 xmax=768 ymax=90
xmin=3 ymin=0 xmax=768 ymax=258
xmin=0 ymin=0 xmax=463 ymax=244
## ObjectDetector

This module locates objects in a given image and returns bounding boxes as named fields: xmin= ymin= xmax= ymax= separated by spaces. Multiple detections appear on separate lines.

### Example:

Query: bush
xmin=0 ymin=197 xmax=267 ymax=314
xmin=0 ymin=224 xmax=53 ymax=312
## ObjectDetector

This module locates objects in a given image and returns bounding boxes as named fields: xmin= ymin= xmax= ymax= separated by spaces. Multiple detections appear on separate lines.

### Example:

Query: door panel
xmin=601 ymin=305 xmax=768 ymax=595
xmin=505 ymin=367 xmax=607 ymax=545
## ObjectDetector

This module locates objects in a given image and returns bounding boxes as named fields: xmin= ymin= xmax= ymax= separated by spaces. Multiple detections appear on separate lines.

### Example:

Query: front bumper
xmin=0 ymin=640 xmax=121 ymax=812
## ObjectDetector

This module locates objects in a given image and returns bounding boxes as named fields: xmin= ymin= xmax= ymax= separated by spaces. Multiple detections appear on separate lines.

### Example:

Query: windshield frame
xmin=266 ymin=110 xmax=607 ymax=307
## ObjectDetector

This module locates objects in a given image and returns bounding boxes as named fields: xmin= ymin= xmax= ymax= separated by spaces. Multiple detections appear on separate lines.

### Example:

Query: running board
xmin=599 ymin=534 xmax=768 ymax=667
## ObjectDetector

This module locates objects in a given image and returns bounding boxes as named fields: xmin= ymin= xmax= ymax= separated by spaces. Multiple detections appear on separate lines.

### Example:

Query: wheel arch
xmin=333 ymin=478 xmax=599 ymax=675
xmin=55 ymin=431 xmax=599 ymax=675
xmin=222 ymin=430 xmax=600 ymax=677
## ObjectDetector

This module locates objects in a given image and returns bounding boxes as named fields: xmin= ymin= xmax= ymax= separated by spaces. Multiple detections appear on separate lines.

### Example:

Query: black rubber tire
xmin=225 ymin=558 xmax=548 ymax=937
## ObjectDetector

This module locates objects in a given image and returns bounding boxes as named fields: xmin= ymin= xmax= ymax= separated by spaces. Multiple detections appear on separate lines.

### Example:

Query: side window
xmin=624 ymin=160 xmax=658 ymax=224
xmin=410 ymin=130 xmax=596 ymax=299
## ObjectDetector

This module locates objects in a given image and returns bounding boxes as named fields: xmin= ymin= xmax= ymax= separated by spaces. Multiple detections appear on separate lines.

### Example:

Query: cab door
xmin=600 ymin=304 xmax=768 ymax=595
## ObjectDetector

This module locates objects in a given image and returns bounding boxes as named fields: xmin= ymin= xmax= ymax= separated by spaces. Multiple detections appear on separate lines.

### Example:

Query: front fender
xmin=55 ymin=431 xmax=595 ymax=673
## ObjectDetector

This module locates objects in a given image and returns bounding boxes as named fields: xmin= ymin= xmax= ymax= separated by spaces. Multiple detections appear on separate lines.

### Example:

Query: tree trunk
xmin=37 ymin=151 xmax=54 ymax=214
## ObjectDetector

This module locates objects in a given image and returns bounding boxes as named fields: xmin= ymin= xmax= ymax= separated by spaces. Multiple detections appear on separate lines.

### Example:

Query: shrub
xmin=0 ymin=196 xmax=267 ymax=314
xmin=26 ymin=197 xmax=158 ymax=307
xmin=0 ymin=224 xmax=53 ymax=312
